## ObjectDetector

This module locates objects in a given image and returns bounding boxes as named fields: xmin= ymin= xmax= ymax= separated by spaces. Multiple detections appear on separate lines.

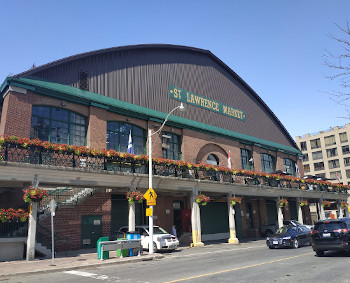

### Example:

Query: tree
xmin=324 ymin=21 xmax=350 ymax=109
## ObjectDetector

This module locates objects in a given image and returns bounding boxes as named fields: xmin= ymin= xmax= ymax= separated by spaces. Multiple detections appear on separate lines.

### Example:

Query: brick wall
xmin=39 ymin=192 xmax=111 ymax=251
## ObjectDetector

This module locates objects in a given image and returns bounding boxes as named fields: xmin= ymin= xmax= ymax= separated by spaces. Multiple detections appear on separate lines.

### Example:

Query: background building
xmin=296 ymin=124 xmax=350 ymax=185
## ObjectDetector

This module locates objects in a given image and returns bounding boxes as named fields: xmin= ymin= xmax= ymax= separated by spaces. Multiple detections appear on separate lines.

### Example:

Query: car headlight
xmin=266 ymin=237 xmax=270 ymax=241
xmin=283 ymin=236 xmax=291 ymax=240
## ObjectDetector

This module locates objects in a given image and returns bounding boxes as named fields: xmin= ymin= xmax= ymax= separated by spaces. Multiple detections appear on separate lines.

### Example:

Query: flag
xmin=337 ymin=172 xmax=341 ymax=183
xmin=228 ymin=151 xmax=231 ymax=169
xmin=127 ymin=130 xmax=135 ymax=154
xmin=295 ymin=164 xmax=300 ymax=178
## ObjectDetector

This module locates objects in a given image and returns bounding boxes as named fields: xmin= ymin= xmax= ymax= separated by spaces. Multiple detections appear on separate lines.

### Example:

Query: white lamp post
xmin=148 ymin=102 xmax=185 ymax=254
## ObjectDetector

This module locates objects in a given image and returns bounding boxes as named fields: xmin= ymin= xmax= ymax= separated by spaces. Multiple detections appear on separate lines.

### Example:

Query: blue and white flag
xmin=127 ymin=130 xmax=135 ymax=154
xmin=295 ymin=164 xmax=300 ymax=178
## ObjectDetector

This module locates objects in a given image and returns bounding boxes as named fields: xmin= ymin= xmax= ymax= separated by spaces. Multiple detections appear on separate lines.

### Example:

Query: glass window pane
xmin=52 ymin=108 xmax=68 ymax=122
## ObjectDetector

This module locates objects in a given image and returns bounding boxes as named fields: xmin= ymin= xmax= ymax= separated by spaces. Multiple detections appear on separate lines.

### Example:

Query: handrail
xmin=0 ymin=139 xmax=348 ymax=194
xmin=36 ymin=222 xmax=69 ymax=256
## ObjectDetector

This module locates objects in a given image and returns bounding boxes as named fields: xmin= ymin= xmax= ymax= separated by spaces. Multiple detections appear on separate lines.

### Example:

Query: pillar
xmin=318 ymin=198 xmax=325 ymax=220
xmin=227 ymin=193 xmax=239 ymax=244
xmin=26 ymin=202 xmax=38 ymax=261
xmin=276 ymin=198 xmax=283 ymax=228
xmin=190 ymin=189 xmax=204 ymax=247
xmin=128 ymin=187 xmax=136 ymax=232
xmin=297 ymin=198 xmax=304 ymax=224
xmin=338 ymin=202 xmax=344 ymax=219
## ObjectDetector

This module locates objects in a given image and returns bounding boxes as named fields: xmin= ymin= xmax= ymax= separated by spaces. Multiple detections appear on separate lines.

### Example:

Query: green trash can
xmin=117 ymin=238 xmax=129 ymax=258
xmin=97 ymin=236 xmax=109 ymax=260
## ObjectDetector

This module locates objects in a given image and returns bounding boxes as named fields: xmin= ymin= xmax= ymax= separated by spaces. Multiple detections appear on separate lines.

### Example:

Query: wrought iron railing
xmin=36 ymin=222 xmax=69 ymax=255
xmin=0 ymin=220 xmax=28 ymax=238
xmin=0 ymin=141 xmax=348 ymax=194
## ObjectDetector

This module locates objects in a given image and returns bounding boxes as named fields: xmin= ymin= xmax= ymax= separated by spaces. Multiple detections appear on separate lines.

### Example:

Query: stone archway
xmin=196 ymin=143 xmax=228 ymax=165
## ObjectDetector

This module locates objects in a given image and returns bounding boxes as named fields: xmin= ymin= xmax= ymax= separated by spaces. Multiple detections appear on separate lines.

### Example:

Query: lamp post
xmin=148 ymin=102 xmax=185 ymax=254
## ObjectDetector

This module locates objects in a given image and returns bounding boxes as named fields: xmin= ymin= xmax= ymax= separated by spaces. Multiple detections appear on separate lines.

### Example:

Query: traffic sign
xmin=146 ymin=207 xmax=153 ymax=216
xmin=144 ymin=188 xmax=157 ymax=200
xmin=147 ymin=199 xmax=156 ymax=206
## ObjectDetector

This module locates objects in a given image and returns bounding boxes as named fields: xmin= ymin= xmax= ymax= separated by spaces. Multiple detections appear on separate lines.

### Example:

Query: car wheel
xmin=292 ymin=238 xmax=299 ymax=248
xmin=316 ymin=251 xmax=324 ymax=257
xmin=153 ymin=242 xmax=158 ymax=253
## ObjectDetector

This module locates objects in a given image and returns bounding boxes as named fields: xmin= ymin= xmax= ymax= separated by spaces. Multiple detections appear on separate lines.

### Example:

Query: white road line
xmin=167 ymin=245 xmax=267 ymax=259
xmin=64 ymin=270 xmax=110 ymax=280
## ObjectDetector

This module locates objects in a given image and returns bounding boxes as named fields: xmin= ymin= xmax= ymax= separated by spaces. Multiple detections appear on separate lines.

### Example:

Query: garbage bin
xmin=126 ymin=231 xmax=141 ymax=256
xmin=97 ymin=236 xmax=109 ymax=260
xmin=116 ymin=238 xmax=129 ymax=258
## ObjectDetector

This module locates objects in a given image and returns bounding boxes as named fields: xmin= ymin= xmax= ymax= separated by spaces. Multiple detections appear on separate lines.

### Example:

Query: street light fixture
xmin=148 ymin=102 xmax=185 ymax=254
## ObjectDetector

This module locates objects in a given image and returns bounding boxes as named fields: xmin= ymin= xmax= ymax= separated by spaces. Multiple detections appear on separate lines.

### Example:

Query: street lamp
xmin=148 ymin=102 xmax=185 ymax=254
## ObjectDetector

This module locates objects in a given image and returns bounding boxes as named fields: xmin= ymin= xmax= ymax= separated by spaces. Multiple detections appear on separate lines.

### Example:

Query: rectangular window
xmin=303 ymin=154 xmax=309 ymax=162
xmin=324 ymin=135 xmax=336 ymax=146
xmin=312 ymin=151 xmax=323 ymax=160
xmin=283 ymin=158 xmax=295 ymax=175
xmin=315 ymin=173 xmax=325 ymax=179
xmin=328 ymin=159 xmax=340 ymax=169
xmin=346 ymin=170 xmax=350 ymax=179
xmin=340 ymin=132 xmax=348 ymax=143
xmin=310 ymin=138 xmax=321 ymax=149
xmin=241 ymin=149 xmax=253 ymax=170
xmin=342 ymin=145 xmax=350 ymax=155
xmin=314 ymin=162 xmax=324 ymax=171
xmin=326 ymin=148 xmax=338 ymax=158
xmin=300 ymin=141 xmax=307 ymax=151
xmin=260 ymin=154 xmax=276 ymax=173
xmin=330 ymin=171 xmax=342 ymax=180
xmin=344 ymin=157 xmax=350 ymax=166
xmin=162 ymin=132 xmax=181 ymax=160
xmin=303 ymin=164 xmax=310 ymax=172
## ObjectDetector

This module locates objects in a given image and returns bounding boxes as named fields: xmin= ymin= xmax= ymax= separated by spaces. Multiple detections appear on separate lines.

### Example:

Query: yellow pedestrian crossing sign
xmin=144 ymin=188 xmax=157 ymax=201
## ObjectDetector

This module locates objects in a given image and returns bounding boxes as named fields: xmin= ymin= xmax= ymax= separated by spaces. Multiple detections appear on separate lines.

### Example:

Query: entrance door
xmin=173 ymin=200 xmax=183 ymax=236
xmin=289 ymin=200 xmax=298 ymax=220
xmin=81 ymin=215 xmax=102 ymax=249
xmin=266 ymin=200 xmax=278 ymax=225
xmin=234 ymin=206 xmax=243 ymax=238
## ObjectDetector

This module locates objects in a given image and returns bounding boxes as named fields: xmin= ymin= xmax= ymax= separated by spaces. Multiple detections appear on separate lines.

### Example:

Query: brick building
xmin=0 ymin=44 xmax=347 ymax=253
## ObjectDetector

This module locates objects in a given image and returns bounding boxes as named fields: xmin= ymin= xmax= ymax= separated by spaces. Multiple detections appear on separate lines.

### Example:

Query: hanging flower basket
xmin=0 ymin=208 xmax=29 ymax=223
xmin=23 ymin=187 xmax=48 ymax=203
xmin=126 ymin=191 xmax=144 ymax=204
xmin=195 ymin=194 xmax=210 ymax=206
xmin=340 ymin=201 xmax=348 ymax=208
xmin=321 ymin=200 xmax=331 ymax=208
xmin=279 ymin=198 xmax=288 ymax=208
xmin=229 ymin=196 xmax=242 ymax=206
xmin=299 ymin=200 xmax=309 ymax=207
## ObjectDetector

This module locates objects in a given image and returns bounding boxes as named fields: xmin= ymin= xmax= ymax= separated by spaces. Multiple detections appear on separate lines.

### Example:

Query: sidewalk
xmin=0 ymin=249 xmax=163 ymax=279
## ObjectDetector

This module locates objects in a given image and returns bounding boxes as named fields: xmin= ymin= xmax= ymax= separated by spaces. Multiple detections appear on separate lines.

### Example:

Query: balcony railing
xmin=0 ymin=137 xmax=348 ymax=194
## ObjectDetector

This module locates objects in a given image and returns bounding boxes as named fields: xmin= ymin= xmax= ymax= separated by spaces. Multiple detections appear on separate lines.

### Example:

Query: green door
xmin=200 ymin=202 xmax=229 ymax=234
xmin=289 ymin=201 xmax=298 ymax=220
xmin=266 ymin=200 xmax=278 ymax=225
xmin=81 ymin=215 xmax=103 ymax=249
xmin=234 ymin=206 xmax=243 ymax=238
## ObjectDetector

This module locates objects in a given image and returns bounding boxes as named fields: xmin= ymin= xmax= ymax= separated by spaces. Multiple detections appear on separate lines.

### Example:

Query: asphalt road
xmin=4 ymin=240 xmax=350 ymax=282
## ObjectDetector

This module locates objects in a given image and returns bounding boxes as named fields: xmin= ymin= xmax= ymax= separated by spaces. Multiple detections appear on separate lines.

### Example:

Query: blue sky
xmin=1 ymin=1 xmax=349 ymax=139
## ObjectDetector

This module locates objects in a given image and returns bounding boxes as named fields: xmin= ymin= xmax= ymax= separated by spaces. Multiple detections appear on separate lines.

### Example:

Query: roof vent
xmin=79 ymin=70 xmax=89 ymax=91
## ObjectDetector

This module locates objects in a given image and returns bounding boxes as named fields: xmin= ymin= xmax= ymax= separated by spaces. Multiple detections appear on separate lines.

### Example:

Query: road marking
xmin=167 ymin=245 xmax=266 ymax=259
xmin=164 ymin=252 xmax=314 ymax=283
xmin=64 ymin=270 xmax=110 ymax=280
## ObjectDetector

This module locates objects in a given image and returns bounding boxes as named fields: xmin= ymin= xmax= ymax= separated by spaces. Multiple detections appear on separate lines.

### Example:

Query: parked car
xmin=266 ymin=225 xmax=312 ymax=249
xmin=119 ymin=225 xmax=179 ymax=252
xmin=311 ymin=218 xmax=350 ymax=256
xmin=283 ymin=220 xmax=313 ymax=230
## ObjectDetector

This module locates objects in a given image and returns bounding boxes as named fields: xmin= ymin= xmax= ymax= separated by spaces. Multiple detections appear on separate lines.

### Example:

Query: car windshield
xmin=276 ymin=226 xmax=296 ymax=234
xmin=314 ymin=222 xmax=345 ymax=231
xmin=143 ymin=226 xmax=168 ymax=234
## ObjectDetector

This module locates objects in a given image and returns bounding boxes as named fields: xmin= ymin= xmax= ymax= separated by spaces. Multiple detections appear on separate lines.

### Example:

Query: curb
xmin=0 ymin=254 xmax=164 ymax=279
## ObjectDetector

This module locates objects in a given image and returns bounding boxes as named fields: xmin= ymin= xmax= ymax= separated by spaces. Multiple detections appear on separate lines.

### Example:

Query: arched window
xmin=107 ymin=122 xmax=145 ymax=154
xmin=206 ymin=154 xmax=219 ymax=166
xmin=284 ymin=158 xmax=296 ymax=176
xmin=30 ymin=106 xmax=87 ymax=146
xmin=261 ymin=153 xmax=275 ymax=173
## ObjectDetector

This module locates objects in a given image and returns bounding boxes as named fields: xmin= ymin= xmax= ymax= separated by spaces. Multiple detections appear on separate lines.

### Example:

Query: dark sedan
xmin=266 ymin=225 xmax=311 ymax=249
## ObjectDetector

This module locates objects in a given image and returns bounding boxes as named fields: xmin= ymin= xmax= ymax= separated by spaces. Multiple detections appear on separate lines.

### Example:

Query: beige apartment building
xmin=296 ymin=124 xmax=350 ymax=185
